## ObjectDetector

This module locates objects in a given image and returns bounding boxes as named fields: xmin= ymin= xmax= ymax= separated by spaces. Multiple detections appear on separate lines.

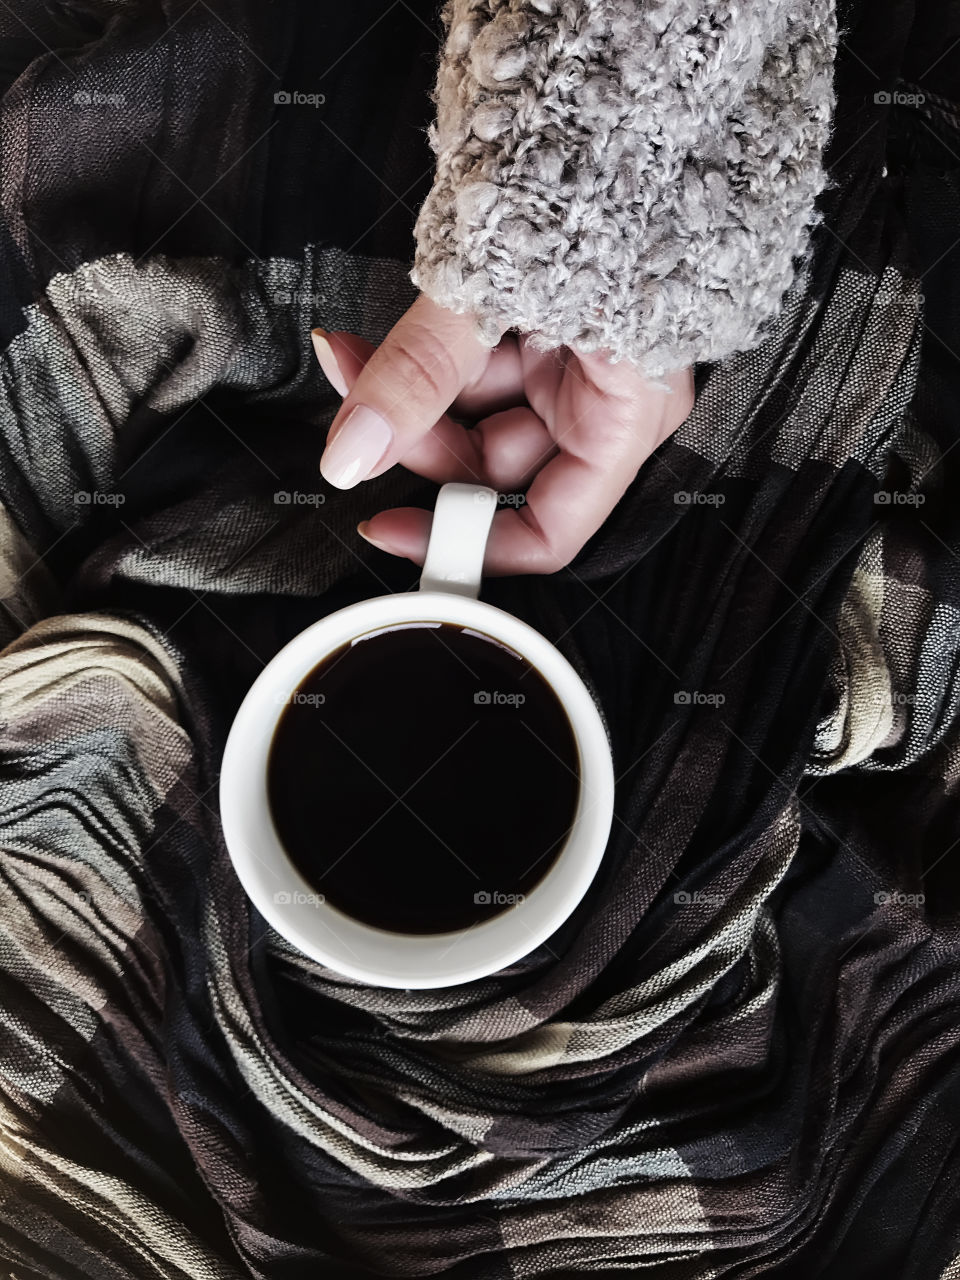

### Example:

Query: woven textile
xmin=1 ymin=0 xmax=960 ymax=1276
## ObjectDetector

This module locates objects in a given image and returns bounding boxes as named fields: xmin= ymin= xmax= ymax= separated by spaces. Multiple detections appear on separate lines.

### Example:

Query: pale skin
xmin=312 ymin=293 xmax=695 ymax=576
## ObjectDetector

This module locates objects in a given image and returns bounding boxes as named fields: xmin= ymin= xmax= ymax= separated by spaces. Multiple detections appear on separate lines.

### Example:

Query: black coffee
xmin=266 ymin=622 xmax=580 ymax=934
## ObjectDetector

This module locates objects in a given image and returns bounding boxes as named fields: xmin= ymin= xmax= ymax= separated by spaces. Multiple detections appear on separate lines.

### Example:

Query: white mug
xmin=219 ymin=482 xmax=614 ymax=988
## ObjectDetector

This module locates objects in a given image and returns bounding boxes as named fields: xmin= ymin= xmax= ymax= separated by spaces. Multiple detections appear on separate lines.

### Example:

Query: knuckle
xmin=520 ymin=506 xmax=583 ymax=574
xmin=384 ymin=324 xmax=459 ymax=405
xmin=533 ymin=534 xmax=580 ymax=574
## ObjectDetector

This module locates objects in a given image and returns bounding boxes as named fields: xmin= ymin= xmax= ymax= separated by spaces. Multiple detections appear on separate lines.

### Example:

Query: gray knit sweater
xmin=410 ymin=0 xmax=838 ymax=379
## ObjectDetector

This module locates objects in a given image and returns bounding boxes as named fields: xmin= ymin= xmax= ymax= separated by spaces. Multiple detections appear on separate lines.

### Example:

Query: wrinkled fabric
xmin=2 ymin=0 xmax=960 ymax=1277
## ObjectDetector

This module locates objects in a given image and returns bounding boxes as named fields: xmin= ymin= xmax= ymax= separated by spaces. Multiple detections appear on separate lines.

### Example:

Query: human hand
xmin=312 ymin=294 xmax=694 ymax=575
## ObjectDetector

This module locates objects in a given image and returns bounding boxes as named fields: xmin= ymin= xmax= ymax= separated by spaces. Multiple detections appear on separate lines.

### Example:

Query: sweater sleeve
xmin=409 ymin=0 xmax=838 ymax=380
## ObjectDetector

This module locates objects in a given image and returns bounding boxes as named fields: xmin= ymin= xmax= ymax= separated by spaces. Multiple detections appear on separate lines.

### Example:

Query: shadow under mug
xmin=219 ymin=482 xmax=615 ymax=988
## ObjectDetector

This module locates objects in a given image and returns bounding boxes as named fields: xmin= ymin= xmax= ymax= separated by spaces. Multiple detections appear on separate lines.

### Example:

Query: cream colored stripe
xmin=0 ymin=502 xmax=61 ymax=647
xmin=0 ymin=1113 xmax=240 ymax=1278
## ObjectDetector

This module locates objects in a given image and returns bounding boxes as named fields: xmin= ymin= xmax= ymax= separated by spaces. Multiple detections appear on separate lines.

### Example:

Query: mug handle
xmin=418 ymin=483 xmax=498 ymax=599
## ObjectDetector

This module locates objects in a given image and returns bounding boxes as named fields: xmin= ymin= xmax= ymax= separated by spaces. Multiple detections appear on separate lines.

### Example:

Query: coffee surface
xmin=267 ymin=622 xmax=580 ymax=934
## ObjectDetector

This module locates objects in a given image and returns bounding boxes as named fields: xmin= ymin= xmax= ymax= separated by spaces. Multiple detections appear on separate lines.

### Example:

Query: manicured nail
xmin=320 ymin=404 xmax=394 ymax=489
xmin=311 ymin=327 xmax=348 ymax=396
xmin=357 ymin=520 xmax=390 ymax=550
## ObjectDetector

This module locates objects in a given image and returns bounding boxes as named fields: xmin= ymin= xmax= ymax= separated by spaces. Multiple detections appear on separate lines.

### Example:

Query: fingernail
xmin=357 ymin=520 xmax=390 ymax=550
xmin=320 ymin=404 xmax=394 ymax=489
xmin=311 ymin=327 xmax=348 ymax=397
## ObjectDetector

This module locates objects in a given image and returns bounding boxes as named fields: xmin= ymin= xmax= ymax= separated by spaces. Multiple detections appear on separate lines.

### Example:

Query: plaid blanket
xmin=2 ymin=0 xmax=960 ymax=1275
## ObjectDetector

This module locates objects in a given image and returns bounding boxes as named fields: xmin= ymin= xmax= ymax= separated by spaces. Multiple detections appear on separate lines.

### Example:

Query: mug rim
xmin=219 ymin=589 xmax=614 ymax=988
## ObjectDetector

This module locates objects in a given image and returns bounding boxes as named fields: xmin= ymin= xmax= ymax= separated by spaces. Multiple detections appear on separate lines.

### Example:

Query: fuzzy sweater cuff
xmin=410 ymin=0 xmax=838 ymax=378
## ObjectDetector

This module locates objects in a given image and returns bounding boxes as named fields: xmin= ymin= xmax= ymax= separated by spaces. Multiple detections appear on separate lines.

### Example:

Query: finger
xmin=358 ymin=350 xmax=694 ymax=573
xmin=471 ymin=408 xmax=556 ymax=490
xmin=516 ymin=340 xmax=568 ymax=424
xmin=314 ymin=329 xmax=523 ymax=424
xmin=482 ymin=364 xmax=694 ymax=573
xmin=311 ymin=328 xmax=350 ymax=396
xmin=448 ymin=333 xmax=526 ymax=419
xmin=483 ymin=451 xmax=642 ymax=574
xmin=315 ymin=333 xmax=555 ymax=490
xmin=361 ymin=367 xmax=693 ymax=575
xmin=317 ymin=295 xmax=496 ymax=490
xmin=359 ymin=443 xmax=639 ymax=577
xmin=312 ymin=327 xmax=489 ymax=484
xmin=310 ymin=329 xmax=370 ymax=396
xmin=393 ymin=405 xmax=553 ymax=490
xmin=357 ymin=507 xmax=433 ymax=561
xmin=323 ymin=330 xmax=548 ymax=433
xmin=570 ymin=345 xmax=691 ymax=414
xmin=312 ymin=329 xmax=482 ymax=478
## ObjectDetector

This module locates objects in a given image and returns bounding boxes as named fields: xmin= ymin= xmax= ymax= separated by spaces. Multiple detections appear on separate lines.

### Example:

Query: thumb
xmin=318 ymin=294 xmax=496 ymax=490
